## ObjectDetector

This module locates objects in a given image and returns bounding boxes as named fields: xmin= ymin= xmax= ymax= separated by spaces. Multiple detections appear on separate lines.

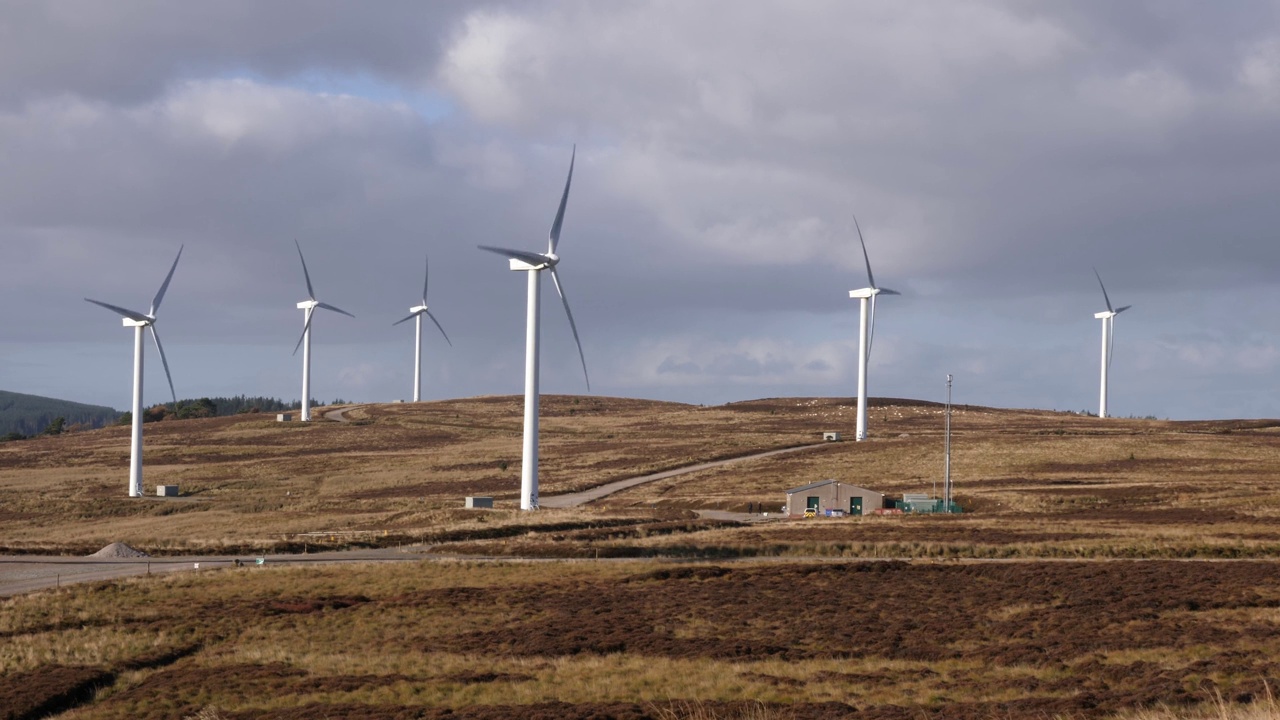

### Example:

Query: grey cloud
xmin=0 ymin=2 xmax=480 ymax=107
xmin=656 ymin=357 xmax=700 ymax=375
xmin=3 ymin=2 xmax=1280 ymax=420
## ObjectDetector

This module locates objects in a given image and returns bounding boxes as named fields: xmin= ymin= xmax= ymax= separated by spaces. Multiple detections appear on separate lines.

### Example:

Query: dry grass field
xmin=3 ymin=559 xmax=1280 ymax=719
xmin=4 ymin=395 xmax=1280 ymax=718
xmin=0 ymin=395 xmax=820 ymax=554
xmin=3 ymin=395 xmax=1280 ymax=559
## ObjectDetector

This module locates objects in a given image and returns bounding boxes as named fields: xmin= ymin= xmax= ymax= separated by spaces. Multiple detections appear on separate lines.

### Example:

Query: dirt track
xmin=0 ymin=548 xmax=425 ymax=597
xmin=539 ymin=442 xmax=827 ymax=508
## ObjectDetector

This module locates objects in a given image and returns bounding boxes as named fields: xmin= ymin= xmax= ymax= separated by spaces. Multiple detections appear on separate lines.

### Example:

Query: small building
xmin=464 ymin=496 xmax=494 ymax=509
xmin=785 ymin=480 xmax=884 ymax=517
xmin=823 ymin=431 xmax=841 ymax=442
xmin=156 ymin=485 xmax=179 ymax=497
xmin=898 ymin=493 xmax=962 ymax=514
xmin=277 ymin=413 xmax=292 ymax=422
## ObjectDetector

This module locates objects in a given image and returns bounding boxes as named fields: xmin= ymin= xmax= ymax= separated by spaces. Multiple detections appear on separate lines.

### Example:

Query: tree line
xmin=2 ymin=393 xmax=350 ymax=441
xmin=0 ymin=390 xmax=120 ymax=438
xmin=113 ymin=395 xmax=342 ymax=424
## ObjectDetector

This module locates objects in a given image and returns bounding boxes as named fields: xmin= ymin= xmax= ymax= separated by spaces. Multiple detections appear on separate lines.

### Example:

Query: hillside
xmin=5 ymin=396 xmax=1280 ymax=719
xmin=0 ymin=389 xmax=120 ymax=437
xmin=1 ymin=394 xmax=1279 ymax=559
xmin=7 ymin=394 xmax=1280 ymax=712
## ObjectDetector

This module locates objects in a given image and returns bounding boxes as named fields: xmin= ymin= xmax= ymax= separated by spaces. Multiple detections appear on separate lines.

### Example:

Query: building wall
xmin=786 ymin=483 xmax=884 ymax=517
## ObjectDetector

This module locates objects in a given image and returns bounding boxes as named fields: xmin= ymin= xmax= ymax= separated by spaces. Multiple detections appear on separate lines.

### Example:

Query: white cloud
xmin=156 ymin=78 xmax=415 ymax=153
xmin=438 ymin=11 xmax=541 ymax=125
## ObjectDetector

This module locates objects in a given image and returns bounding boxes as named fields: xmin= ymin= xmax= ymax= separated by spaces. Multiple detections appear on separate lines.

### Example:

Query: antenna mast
xmin=944 ymin=374 xmax=953 ymax=512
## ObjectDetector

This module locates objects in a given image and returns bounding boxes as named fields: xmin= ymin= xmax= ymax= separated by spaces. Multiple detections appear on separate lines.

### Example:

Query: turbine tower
xmin=84 ymin=246 xmax=183 ymax=497
xmin=479 ymin=146 xmax=590 ymax=510
xmin=1093 ymin=268 xmax=1131 ymax=419
xmin=393 ymin=254 xmax=451 ymax=402
xmin=848 ymin=217 xmax=898 ymax=441
xmin=293 ymin=240 xmax=354 ymax=421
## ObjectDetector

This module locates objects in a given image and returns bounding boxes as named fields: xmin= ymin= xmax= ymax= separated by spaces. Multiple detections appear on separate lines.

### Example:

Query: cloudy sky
xmin=4 ymin=1 xmax=1280 ymax=420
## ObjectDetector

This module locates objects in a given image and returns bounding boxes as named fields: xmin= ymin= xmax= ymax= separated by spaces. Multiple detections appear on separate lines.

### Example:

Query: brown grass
xmin=8 ymin=395 xmax=1280 ymax=717
xmin=5 ymin=558 xmax=1280 ymax=718
xmin=0 ymin=395 xmax=825 ymax=554
xmin=5 ymin=396 xmax=1280 ymax=561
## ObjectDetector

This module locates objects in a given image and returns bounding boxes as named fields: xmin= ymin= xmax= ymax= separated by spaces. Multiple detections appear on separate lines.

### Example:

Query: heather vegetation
xmin=3 ymin=396 xmax=1280 ymax=717
xmin=3 ymin=560 xmax=1279 ymax=718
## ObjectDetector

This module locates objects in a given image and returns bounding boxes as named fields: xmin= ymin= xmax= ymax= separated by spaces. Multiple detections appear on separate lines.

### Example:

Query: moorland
xmin=3 ymin=396 xmax=1280 ymax=719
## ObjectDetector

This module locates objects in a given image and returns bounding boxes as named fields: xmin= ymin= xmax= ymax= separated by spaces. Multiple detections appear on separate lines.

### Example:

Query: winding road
xmin=0 ymin=431 xmax=830 ymax=596
xmin=539 ymin=443 xmax=826 ymax=508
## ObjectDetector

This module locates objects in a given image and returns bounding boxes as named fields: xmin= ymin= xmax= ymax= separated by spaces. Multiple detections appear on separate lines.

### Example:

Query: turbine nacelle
xmin=408 ymin=304 xmax=429 ymax=314
xmin=849 ymin=287 xmax=899 ymax=299
xmin=508 ymin=253 xmax=558 ymax=271
xmin=297 ymin=299 xmax=319 ymax=311
xmin=122 ymin=317 xmax=153 ymax=328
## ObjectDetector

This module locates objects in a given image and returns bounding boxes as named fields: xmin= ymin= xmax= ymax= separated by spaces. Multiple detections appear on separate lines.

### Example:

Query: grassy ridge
xmin=2 ymin=396 xmax=1280 ymax=561
xmin=7 ymin=395 xmax=1280 ymax=718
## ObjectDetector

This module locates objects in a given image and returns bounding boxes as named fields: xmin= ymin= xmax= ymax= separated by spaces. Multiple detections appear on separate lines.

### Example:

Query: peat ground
xmin=5 ymin=396 xmax=1280 ymax=717
xmin=3 ymin=559 xmax=1280 ymax=718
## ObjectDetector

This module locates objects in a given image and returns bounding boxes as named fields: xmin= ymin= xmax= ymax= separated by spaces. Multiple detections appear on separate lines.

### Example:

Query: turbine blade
xmin=1115 ymin=305 xmax=1132 ymax=314
xmin=293 ymin=307 xmax=314 ymax=356
xmin=422 ymin=254 xmax=430 ymax=305
xmin=549 ymin=267 xmax=590 ymax=392
xmin=393 ymin=311 xmax=420 ymax=327
xmin=1093 ymin=267 xmax=1114 ymax=313
xmin=477 ymin=245 xmax=553 ymax=267
xmin=148 ymin=325 xmax=177 ymax=404
xmin=853 ymin=214 xmax=876 ymax=289
xmin=149 ymin=245 xmax=183 ymax=316
xmin=316 ymin=301 xmax=355 ymax=319
xmin=548 ymin=145 xmax=575 ymax=255
xmin=296 ymin=239 xmax=315 ymax=300
xmin=1107 ymin=316 xmax=1115 ymax=370
xmin=868 ymin=292 xmax=877 ymax=360
xmin=877 ymin=288 xmax=902 ymax=296
xmin=85 ymin=298 xmax=150 ymax=323
xmin=426 ymin=309 xmax=452 ymax=347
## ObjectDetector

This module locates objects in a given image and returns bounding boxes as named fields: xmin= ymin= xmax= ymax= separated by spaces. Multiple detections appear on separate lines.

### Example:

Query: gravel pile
xmin=89 ymin=542 xmax=150 ymax=558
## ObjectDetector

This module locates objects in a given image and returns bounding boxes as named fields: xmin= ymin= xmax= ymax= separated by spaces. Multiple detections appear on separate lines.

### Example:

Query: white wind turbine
xmin=293 ymin=240 xmax=354 ymax=422
xmin=84 ymin=246 xmax=183 ymax=497
xmin=1092 ymin=268 xmax=1131 ymax=419
xmin=848 ymin=217 xmax=899 ymax=441
xmin=393 ymin=254 xmax=451 ymax=402
xmin=479 ymin=147 xmax=590 ymax=510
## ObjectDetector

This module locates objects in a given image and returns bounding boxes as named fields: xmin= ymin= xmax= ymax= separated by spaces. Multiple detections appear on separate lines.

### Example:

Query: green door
xmin=806 ymin=496 xmax=820 ymax=511
xmin=849 ymin=497 xmax=863 ymax=516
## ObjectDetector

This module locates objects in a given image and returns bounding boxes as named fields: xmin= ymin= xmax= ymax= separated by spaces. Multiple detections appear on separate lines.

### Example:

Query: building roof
xmin=786 ymin=478 xmax=840 ymax=493
xmin=785 ymin=479 xmax=885 ymax=495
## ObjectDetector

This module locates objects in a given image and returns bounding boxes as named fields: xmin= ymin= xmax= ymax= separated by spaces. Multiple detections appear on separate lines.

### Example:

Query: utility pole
xmin=944 ymin=374 xmax=953 ymax=512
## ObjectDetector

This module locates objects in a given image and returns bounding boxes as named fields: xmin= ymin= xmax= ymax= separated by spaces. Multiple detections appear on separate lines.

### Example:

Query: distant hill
xmin=0 ymin=390 xmax=122 ymax=437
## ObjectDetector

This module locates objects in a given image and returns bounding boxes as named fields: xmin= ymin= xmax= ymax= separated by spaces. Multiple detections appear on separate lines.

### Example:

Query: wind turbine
xmin=393 ymin=254 xmax=451 ymax=402
xmin=84 ymin=246 xmax=183 ymax=497
xmin=293 ymin=240 xmax=354 ymax=422
xmin=848 ymin=217 xmax=899 ymax=441
xmin=1092 ymin=268 xmax=1131 ymax=419
xmin=479 ymin=146 xmax=590 ymax=510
